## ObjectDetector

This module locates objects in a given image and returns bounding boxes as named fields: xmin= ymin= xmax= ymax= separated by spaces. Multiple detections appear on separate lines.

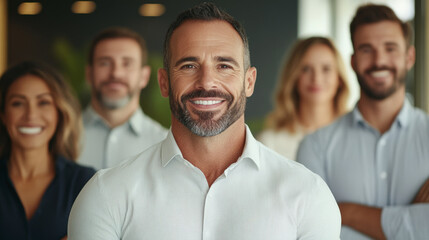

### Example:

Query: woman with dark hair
xmin=0 ymin=61 xmax=95 ymax=239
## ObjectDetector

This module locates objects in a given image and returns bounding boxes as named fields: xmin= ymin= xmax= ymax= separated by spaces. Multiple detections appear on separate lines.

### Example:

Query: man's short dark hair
xmin=350 ymin=4 xmax=412 ymax=49
xmin=163 ymin=2 xmax=250 ymax=72
xmin=88 ymin=27 xmax=148 ymax=66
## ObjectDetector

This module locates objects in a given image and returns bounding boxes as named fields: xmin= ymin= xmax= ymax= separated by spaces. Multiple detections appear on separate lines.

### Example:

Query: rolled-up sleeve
xmin=381 ymin=203 xmax=429 ymax=239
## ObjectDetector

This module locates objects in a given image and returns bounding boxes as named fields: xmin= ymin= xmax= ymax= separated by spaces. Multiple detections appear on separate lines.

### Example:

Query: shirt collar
xmin=352 ymin=99 xmax=411 ymax=128
xmin=83 ymin=105 xmax=146 ymax=135
xmin=160 ymin=125 xmax=260 ymax=169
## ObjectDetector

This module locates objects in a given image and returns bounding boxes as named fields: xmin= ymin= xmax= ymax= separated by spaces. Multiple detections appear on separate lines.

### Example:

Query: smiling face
xmin=297 ymin=43 xmax=340 ymax=105
xmin=2 ymin=74 xmax=58 ymax=152
xmin=351 ymin=20 xmax=415 ymax=100
xmin=87 ymin=38 xmax=149 ymax=109
xmin=158 ymin=20 xmax=256 ymax=137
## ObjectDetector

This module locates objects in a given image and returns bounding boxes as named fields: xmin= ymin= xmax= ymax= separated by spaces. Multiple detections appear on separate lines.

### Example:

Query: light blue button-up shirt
xmin=297 ymin=100 xmax=429 ymax=240
xmin=78 ymin=106 xmax=168 ymax=170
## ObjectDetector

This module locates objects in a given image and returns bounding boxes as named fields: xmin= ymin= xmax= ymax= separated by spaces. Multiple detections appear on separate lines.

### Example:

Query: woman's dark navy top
xmin=0 ymin=155 xmax=95 ymax=240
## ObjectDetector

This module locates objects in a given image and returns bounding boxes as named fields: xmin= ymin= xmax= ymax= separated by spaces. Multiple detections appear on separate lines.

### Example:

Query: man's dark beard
xmin=357 ymin=66 xmax=406 ymax=100
xmin=169 ymin=88 xmax=246 ymax=137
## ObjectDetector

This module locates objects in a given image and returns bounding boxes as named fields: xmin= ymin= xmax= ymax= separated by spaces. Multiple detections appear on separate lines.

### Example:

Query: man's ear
xmin=244 ymin=67 xmax=257 ymax=97
xmin=139 ymin=66 xmax=151 ymax=89
xmin=406 ymin=46 xmax=416 ymax=71
xmin=158 ymin=68 xmax=169 ymax=98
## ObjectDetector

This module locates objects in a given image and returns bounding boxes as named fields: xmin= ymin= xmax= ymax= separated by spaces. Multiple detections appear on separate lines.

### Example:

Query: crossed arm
xmin=339 ymin=177 xmax=429 ymax=240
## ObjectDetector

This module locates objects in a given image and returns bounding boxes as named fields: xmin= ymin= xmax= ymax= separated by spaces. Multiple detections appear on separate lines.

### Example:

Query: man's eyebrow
xmin=174 ymin=57 xmax=199 ymax=67
xmin=356 ymin=43 xmax=372 ymax=50
xmin=95 ymin=56 xmax=112 ymax=61
xmin=385 ymin=42 xmax=399 ymax=47
xmin=216 ymin=56 xmax=240 ymax=67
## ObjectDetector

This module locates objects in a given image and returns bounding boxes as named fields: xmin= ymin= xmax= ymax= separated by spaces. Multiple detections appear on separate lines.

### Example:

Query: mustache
xmin=365 ymin=66 xmax=395 ymax=74
xmin=181 ymin=89 xmax=233 ymax=103
xmin=101 ymin=79 xmax=129 ymax=88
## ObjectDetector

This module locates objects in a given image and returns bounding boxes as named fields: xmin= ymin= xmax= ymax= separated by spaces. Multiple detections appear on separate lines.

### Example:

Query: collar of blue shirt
xmin=352 ymin=99 xmax=411 ymax=129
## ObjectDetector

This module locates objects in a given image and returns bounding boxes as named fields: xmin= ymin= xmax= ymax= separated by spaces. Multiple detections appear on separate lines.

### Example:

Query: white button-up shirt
xmin=69 ymin=126 xmax=340 ymax=240
xmin=78 ymin=106 xmax=168 ymax=169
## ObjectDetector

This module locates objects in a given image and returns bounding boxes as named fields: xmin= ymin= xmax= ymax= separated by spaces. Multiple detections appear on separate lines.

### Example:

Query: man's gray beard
xmin=169 ymin=87 xmax=247 ymax=137
xmin=357 ymin=68 xmax=407 ymax=100
xmin=96 ymin=91 xmax=131 ymax=110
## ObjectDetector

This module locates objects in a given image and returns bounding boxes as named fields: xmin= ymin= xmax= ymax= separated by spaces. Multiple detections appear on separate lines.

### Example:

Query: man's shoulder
xmin=258 ymin=143 xmax=323 ymax=181
xmin=90 ymin=142 xmax=163 ymax=189
xmin=409 ymin=105 xmax=429 ymax=124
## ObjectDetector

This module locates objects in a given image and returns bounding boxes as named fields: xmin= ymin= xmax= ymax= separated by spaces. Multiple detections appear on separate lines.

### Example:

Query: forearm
xmin=339 ymin=202 xmax=386 ymax=240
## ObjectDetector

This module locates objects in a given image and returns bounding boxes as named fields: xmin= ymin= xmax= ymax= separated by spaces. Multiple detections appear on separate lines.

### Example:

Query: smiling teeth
xmin=193 ymin=100 xmax=222 ymax=105
xmin=18 ymin=127 xmax=42 ymax=134
xmin=371 ymin=70 xmax=390 ymax=78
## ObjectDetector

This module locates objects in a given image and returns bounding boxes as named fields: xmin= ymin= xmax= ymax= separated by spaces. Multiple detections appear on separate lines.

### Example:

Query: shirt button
xmin=379 ymin=139 xmax=386 ymax=146
xmin=380 ymin=172 xmax=387 ymax=179
xmin=110 ymin=136 xmax=117 ymax=143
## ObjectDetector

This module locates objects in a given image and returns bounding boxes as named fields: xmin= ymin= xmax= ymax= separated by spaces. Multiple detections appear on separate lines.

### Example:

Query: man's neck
xmin=171 ymin=116 xmax=247 ymax=187
xmin=357 ymin=89 xmax=405 ymax=134
xmin=91 ymin=99 xmax=139 ymax=128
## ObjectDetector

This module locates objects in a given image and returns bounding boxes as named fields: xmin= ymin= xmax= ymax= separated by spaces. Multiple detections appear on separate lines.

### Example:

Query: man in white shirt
xmin=68 ymin=3 xmax=341 ymax=239
xmin=79 ymin=27 xmax=167 ymax=169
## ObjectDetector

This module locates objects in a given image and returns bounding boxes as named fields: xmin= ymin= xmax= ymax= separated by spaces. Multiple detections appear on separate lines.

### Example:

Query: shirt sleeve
xmin=296 ymin=134 xmax=327 ymax=181
xmin=297 ymin=175 xmax=341 ymax=239
xmin=68 ymin=172 xmax=120 ymax=240
xmin=381 ymin=203 xmax=429 ymax=239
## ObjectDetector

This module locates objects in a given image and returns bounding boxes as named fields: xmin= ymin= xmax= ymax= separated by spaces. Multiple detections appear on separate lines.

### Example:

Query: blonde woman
xmin=0 ymin=61 xmax=95 ymax=239
xmin=259 ymin=37 xmax=349 ymax=160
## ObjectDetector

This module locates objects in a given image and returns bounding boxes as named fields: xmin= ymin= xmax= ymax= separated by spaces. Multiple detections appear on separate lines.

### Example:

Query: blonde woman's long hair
xmin=265 ymin=37 xmax=350 ymax=133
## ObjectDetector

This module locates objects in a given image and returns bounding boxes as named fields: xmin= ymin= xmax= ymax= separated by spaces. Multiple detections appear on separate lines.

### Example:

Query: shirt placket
xmin=375 ymin=133 xmax=389 ymax=206
xmin=105 ymin=128 xmax=119 ymax=168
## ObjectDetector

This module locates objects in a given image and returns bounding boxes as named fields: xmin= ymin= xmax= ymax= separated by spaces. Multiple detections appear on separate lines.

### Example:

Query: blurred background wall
xmin=1 ymin=0 xmax=426 ymax=134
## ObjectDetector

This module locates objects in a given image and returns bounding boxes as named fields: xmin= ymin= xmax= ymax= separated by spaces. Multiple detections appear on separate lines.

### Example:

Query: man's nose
xmin=373 ymin=50 xmax=389 ymax=68
xmin=196 ymin=65 xmax=217 ymax=90
xmin=111 ymin=63 xmax=126 ymax=79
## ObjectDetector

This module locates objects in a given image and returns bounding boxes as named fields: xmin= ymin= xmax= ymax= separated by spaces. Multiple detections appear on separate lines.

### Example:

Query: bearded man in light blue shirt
xmin=79 ymin=27 xmax=167 ymax=169
xmin=297 ymin=4 xmax=429 ymax=240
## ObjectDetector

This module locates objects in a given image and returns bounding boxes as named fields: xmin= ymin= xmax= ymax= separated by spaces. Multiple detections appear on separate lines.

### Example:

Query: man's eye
xmin=360 ymin=47 xmax=373 ymax=54
xmin=386 ymin=47 xmax=397 ymax=52
xmin=98 ymin=60 xmax=111 ymax=67
xmin=219 ymin=64 xmax=232 ymax=69
xmin=181 ymin=64 xmax=196 ymax=69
